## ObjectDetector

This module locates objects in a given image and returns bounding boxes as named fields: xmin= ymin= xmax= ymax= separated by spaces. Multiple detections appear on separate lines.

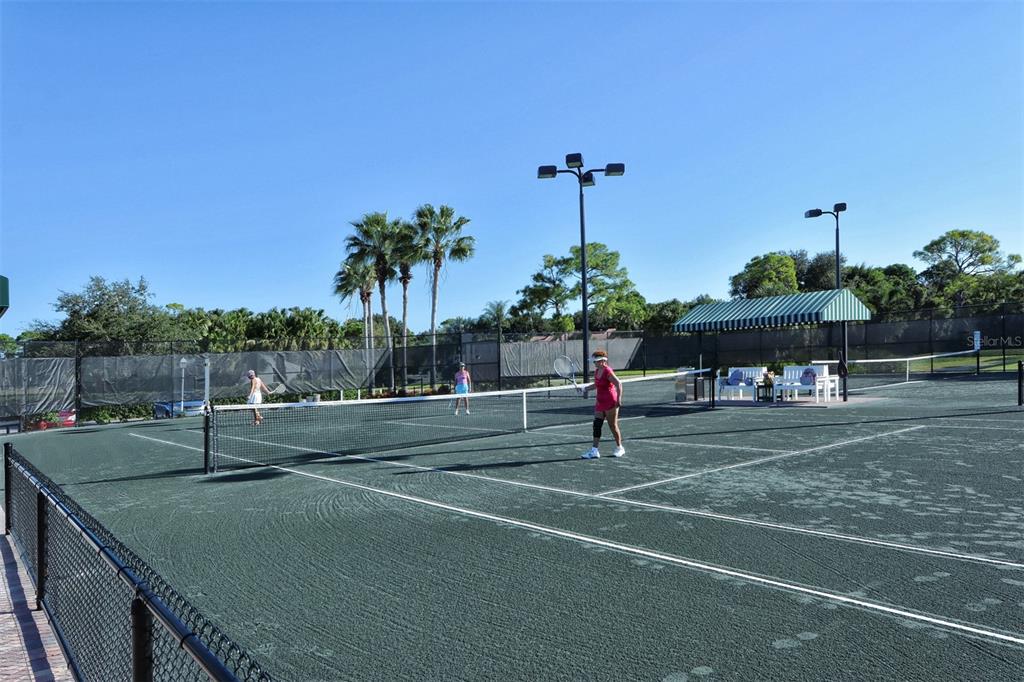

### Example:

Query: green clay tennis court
xmin=4 ymin=374 xmax=1023 ymax=680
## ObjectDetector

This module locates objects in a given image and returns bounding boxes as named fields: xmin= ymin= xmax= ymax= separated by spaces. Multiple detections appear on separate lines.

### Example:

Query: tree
xmin=393 ymin=220 xmax=428 ymax=384
xmin=512 ymin=255 xmax=573 ymax=321
xmin=558 ymin=243 xmax=639 ymax=315
xmin=480 ymin=300 xmax=509 ymax=338
xmin=26 ymin=276 xmax=178 ymax=344
xmin=728 ymin=253 xmax=799 ymax=298
xmin=346 ymin=212 xmax=401 ymax=386
xmin=334 ymin=257 xmax=377 ymax=355
xmin=415 ymin=204 xmax=475 ymax=386
xmin=0 ymin=333 xmax=17 ymax=357
xmin=643 ymin=295 xmax=719 ymax=334
xmin=914 ymin=230 xmax=1022 ymax=307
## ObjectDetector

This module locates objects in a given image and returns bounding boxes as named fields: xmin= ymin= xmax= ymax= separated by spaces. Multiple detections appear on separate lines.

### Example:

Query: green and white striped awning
xmin=672 ymin=289 xmax=871 ymax=332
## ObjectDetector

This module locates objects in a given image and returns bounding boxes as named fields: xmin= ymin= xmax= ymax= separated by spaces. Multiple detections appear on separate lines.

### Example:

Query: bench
xmin=0 ymin=418 xmax=21 ymax=434
xmin=718 ymin=367 xmax=767 ymax=400
xmin=772 ymin=365 xmax=835 ymax=403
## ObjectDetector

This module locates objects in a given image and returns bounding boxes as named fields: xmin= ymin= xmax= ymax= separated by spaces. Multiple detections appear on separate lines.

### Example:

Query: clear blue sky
xmin=2 ymin=1 xmax=1021 ymax=337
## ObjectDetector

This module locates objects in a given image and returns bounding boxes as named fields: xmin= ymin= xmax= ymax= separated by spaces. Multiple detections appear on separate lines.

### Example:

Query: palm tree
xmin=393 ymin=220 xmax=428 ymax=386
xmin=333 ymin=257 xmax=372 ymax=345
xmin=415 ymin=204 xmax=475 ymax=386
xmin=481 ymin=300 xmax=509 ymax=340
xmin=345 ymin=212 xmax=400 ymax=387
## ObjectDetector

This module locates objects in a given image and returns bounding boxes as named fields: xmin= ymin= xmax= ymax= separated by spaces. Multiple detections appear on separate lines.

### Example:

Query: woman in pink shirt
xmin=581 ymin=350 xmax=624 ymax=459
xmin=453 ymin=362 xmax=472 ymax=415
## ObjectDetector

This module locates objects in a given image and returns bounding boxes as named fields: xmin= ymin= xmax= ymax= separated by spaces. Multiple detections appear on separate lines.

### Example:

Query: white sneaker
xmin=611 ymin=446 xmax=625 ymax=458
xmin=581 ymin=448 xmax=600 ymax=459
xmin=465 ymin=409 xmax=471 ymax=414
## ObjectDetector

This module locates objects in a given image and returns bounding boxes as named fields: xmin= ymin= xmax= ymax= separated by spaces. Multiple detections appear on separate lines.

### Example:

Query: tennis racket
xmin=553 ymin=355 xmax=584 ymax=395
xmin=269 ymin=383 xmax=287 ymax=395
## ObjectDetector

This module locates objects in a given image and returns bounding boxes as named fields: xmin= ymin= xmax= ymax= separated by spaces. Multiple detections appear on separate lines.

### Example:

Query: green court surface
xmin=3 ymin=375 xmax=1023 ymax=680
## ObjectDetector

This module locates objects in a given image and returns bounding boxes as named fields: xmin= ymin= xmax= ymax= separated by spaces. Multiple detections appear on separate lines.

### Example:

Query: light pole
xmin=804 ymin=202 xmax=848 ymax=401
xmin=538 ymin=153 xmax=625 ymax=382
xmin=179 ymin=357 xmax=188 ymax=415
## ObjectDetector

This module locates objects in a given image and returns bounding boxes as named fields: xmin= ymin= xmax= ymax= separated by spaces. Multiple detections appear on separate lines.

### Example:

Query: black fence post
xmin=976 ymin=349 xmax=981 ymax=376
xmin=74 ymin=340 xmax=83 ymax=427
xmin=35 ymin=489 xmax=47 ymax=611
xmin=497 ymin=332 xmax=503 ymax=391
xmin=1018 ymin=361 xmax=1022 ymax=406
xmin=131 ymin=596 xmax=154 ymax=682
xmin=710 ymin=370 xmax=717 ymax=409
xmin=642 ymin=331 xmax=647 ymax=377
xmin=3 ymin=443 xmax=11 ymax=535
xmin=1002 ymin=309 xmax=1007 ymax=372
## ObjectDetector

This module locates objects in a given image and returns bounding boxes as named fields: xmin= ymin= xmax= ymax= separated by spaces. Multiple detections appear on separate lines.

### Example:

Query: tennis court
xmin=3 ymin=371 xmax=1023 ymax=680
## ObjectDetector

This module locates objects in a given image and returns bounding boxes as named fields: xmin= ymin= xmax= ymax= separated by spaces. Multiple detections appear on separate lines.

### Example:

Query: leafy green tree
xmin=0 ymin=333 xmax=17 ymax=357
xmin=480 ymin=300 xmax=509 ymax=338
xmin=415 ymin=204 xmax=475 ymax=385
xmin=513 ymin=255 xmax=574 ymax=321
xmin=27 ymin=276 xmax=178 ymax=342
xmin=728 ymin=253 xmax=799 ymax=298
xmin=346 ymin=212 xmax=401 ymax=385
xmin=334 ymin=257 xmax=377 ymax=353
xmin=914 ymin=230 xmax=1022 ymax=307
xmin=643 ymin=295 xmax=719 ymax=334
xmin=559 ymin=243 xmax=639 ymax=315
xmin=393 ymin=220 xmax=427 ymax=383
xmin=438 ymin=317 xmax=480 ymax=334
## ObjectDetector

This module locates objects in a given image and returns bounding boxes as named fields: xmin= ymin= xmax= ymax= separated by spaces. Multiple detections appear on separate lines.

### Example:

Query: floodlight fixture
xmin=604 ymin=163 xmax=625 ymax=177
xmin=565 ymin=153 xmax=584 ymax=169
xmin=833 ymin=202 xmax=847 ymax=213
xmin=581 ymin=171 xmax=596 ymax=187
xmin=804 ymin=208 xmax=823 ymax=219
xmin=538 ymin=165 xmax=558 ymax=179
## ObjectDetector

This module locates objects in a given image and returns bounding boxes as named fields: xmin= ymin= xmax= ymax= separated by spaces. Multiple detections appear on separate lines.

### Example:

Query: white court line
xmin=922 ymin=425 xmax=1023 ymax=432
xmin=941 ymin=416 xmax=1024 ymax=424
xmin=599 ymin=427 xmax=926 ymax=496
xmin=646 ymin=439 xmax=789 ymax=454
xmin=135 ymin=431 xmax=1023 ymax=569
xmin=848 ymin=381 xmax=924 ymax=391
xmin=533 ymin=416 xmax=646 ymax=431
xmin=205 ymin=454 xmax=1024 ymax=647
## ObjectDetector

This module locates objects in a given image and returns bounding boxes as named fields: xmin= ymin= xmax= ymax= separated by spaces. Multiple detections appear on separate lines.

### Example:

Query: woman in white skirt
xmin=246 ymin=369 xmax=271 ymax=425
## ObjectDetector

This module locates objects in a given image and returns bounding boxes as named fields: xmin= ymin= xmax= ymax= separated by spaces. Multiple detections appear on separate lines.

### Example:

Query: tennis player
xmin=581 ymin=350 xmax=624 ymax=459
xmin=454 ymin=362 xmax=472 ymax=415
xmin=246 ymin=370 xmax=271 ymax=425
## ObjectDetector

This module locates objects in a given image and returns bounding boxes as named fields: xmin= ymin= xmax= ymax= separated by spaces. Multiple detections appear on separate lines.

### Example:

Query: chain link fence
xmin=4 ymin=445 xmax=274 ymax=681
xmin=2 ymin=302 xmax=1019 ymax=425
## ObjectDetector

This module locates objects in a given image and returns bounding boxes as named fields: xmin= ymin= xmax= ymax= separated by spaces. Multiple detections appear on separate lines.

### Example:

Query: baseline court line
xmin=132 ymin=432 xmax=1023 ymax=568
xmin=206 ymin=454 xmax=1024 ymax=648
xmin=598 ymin=427 xmax=926 ymax=496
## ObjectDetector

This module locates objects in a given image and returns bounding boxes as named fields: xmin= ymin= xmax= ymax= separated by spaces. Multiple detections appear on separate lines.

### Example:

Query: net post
xmin=3 ymin=443 xmax=11 ymax=535
xmin=131 ymin=596 xmax=154 ymax=682
xmin=203 ymin=412 xmax=211 ymax=474
xmin=1018 ymin=361 xmax=1022 ymax=406
xmin=35 ymin=489 xmax=47 ymax=611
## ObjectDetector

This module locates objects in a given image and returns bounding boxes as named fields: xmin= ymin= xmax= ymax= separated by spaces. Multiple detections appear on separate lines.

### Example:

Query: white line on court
xmin=921 ymin=425 xmax=1023 ymax=432
xmin=130 ymin=433 xmax=204 ymax=452
xmin=138 ymin=430 xmax=1023 ymax=569
xmin=598 ymin=427 xmax=927 ymax=496
xmin=848 ymin=381 xmax=924 ymax=391
xmin=644 ymin=439 xmax=790 ymax=454
xmin=533 ymin=416 xmax=646 ymax=431
xmin=204 ymin=454 xmax=1024 ymax=648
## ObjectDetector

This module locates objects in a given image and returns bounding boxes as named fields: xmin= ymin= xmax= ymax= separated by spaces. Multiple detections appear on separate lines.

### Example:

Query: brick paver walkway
xmin=0 ymin=525 xmax=73 ymax=682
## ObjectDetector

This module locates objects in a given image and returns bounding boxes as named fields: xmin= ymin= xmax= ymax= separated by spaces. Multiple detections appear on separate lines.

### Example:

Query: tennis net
xmin=205 ymin=369 xmax=711 ymax=472
xmin=811 ymin=349 xmax=980 ymax=389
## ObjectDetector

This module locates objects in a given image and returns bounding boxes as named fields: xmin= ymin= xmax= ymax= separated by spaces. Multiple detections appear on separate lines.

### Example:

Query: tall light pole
xmin=179 ymin=357 xmax=188 ymax=415
xmin=804 ymin=202 xmax=848 ymax=401
xmin=538 ymin=153 xmax=625 ymax=382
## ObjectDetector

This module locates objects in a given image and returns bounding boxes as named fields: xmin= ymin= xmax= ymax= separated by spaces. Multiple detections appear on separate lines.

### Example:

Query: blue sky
xmin=2 ymin=1 xmax=1021 ymax=337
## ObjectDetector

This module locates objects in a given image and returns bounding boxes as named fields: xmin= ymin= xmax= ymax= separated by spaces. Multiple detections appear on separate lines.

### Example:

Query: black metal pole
xmin=1018 ymin=360 xmax=1022 ymax=406
xmin=835 ymin=213 xmax=848 ymax=402
xmin=3 ymin=443 xmax=11 ymax=535
xmin=132 ymin=597 xmax=154 ymax=682
xmin=35 ymin=490 xmax=47 ymax=610
xmin=579 ymin=178 xmax=590 ymax=384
